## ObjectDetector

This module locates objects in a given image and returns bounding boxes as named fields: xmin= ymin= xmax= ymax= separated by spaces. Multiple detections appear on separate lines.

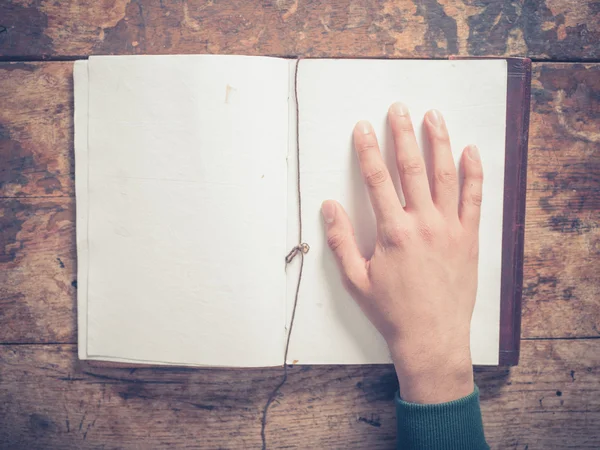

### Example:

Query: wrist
xmin=389 ymin=338 xmax=474 ymax=404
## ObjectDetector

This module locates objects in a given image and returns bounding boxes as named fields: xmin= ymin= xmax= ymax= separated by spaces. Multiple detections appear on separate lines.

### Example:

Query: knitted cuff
xmin=395 ymin=385 xmax=489 ymax=450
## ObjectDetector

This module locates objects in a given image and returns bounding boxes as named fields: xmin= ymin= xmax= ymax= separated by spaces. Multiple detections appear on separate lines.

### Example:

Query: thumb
xmin=322 ymin=200 xmax=369 ymax=293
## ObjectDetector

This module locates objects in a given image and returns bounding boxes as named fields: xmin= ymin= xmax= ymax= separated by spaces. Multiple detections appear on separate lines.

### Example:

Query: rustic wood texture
xmin=1 ymin=62 xmax=598 ymax=344
xmin=0 ymin=340 xmax=598 ymax=448
xmin=0 ymin=62 xmax=73 ymax=198
xmin=524 ymin=63 xmax=600 ymax=339
xmin=0 ymin=197 xmax=75 ymax=343
xmin=1 ymin=4 xmax=599 ymax=447
xmin=0 ymin=0 xmax=599 ymax=60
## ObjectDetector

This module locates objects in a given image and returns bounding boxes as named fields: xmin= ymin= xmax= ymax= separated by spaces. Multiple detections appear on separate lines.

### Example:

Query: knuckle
xmin=382 ymin=224 xmax=411 ymax=247
xmin=416 ymin=221 xmax=436 ymax=244
xmin=461 ymin=186 xmax=483 ymax=208
xmin=398 ymin=157 xmax=424 ymax=176
xmin=467 ymin=170 xmax=484 ymax=182
xmin=435 ymin=169 xmax=458 ymax=186
xmin=431 ymin=128 xmax=451 ymax=144
xmin=393 ymin=118 xmax=415 ymax=134
xmin=364 ymin=168 xmax=388 ymax=187
xmin=357 ymin=142 xmax=378 ymax=155
xmin=327 ymin=233 xmax=346 ymax=251
xmin=470 ymin=191 xmax=483 ymax=207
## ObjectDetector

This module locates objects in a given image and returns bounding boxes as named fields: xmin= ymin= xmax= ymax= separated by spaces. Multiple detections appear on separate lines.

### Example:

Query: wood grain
xmin=0 ymin=0 xmax=599 ymax=60
xmin=0 ymin=197 xmax=76 ymax=343
xmin=0 ymin=340 xmax=598 ymax=448
xmin=523 ymin=63 xmax=600 ymax=339
xmin=0 ymin=35 xmax=598 ymax=449
xmin=0 ymin=62 xmax=73 ymax=198
xmin=1 ymin=62 xmax=598 ymax=343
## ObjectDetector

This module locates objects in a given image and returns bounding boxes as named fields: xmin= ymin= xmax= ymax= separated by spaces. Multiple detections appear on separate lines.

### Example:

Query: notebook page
xmin=289 ymin=59 xmax=507 ymax=366
xmin=74 ymin=60 xmax=89 ymax=360
xmin=285 ymin=60 xmax=301 ymax=332
xmin=79 ymin=55 xmax=289 ymax=367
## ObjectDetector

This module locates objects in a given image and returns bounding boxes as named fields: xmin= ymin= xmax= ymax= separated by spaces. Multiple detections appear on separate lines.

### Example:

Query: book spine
xmin=498 ymin=58 xmax=531 ymax=366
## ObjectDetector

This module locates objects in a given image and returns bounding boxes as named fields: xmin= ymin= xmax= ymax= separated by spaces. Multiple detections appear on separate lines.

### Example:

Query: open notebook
xmin=74 ymin=55 xmax=530 ymax=367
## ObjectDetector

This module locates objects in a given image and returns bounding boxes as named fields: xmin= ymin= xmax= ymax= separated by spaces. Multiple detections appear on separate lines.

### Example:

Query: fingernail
xmin=427 ymin=109 xmax=444 ymax=127
xmin=358 ymin=120 xmax=372 ymax=135
xmin=468 ymin=145 xmax=480 ymax=161
xmin=390 ymin=102 xmax=409 ymax=116
xmin=321 ymin=201 xmax=336 ymax=224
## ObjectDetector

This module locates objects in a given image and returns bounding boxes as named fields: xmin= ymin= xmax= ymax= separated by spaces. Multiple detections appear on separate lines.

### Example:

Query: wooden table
xmin=1 ymin=1 xmax=598 ymax=448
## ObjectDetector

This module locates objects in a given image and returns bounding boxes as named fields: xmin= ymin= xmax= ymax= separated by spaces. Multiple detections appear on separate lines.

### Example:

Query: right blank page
xmin=290 ymin=59 xmax=507 ymax=366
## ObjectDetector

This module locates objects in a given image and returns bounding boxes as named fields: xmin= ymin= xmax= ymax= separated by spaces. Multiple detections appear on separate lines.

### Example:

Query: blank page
xmin=77 ymin=55 xmax=290 ymax=367
xmin=289 ymin=59 xmax=507 ymax=365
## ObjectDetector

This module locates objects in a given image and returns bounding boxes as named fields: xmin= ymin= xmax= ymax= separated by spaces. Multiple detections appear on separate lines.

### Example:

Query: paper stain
xmin=225 ymin=84 xmax=237 ymax=104
xmin=114 ymin=226 xmax=131 ymax=237
xmin=292 ymin=359 xmax=299 ymax=364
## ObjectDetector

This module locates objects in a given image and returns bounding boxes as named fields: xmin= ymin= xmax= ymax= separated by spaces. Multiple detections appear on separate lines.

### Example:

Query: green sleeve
xmin=395 ymin=385 xmax=489 ymax=450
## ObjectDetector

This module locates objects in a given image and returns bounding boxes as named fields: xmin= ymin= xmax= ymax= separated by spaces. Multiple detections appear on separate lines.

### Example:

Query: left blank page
xmin=76 ymin=55 xmax=290 ymax=367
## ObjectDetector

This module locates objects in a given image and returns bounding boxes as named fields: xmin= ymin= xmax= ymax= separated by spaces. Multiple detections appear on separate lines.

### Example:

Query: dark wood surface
xmin=1 ymin=341 xmax=599 ymax=449
xmin=1 ymin=0 xmax=599 ymax=60
xmin=1 ymin=1 xmax=599 ymax=448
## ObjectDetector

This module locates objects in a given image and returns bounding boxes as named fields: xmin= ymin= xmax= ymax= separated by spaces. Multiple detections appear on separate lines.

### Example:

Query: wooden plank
xmin=0 ymin=62 xmax=598 ymax=342
xmin=0 ymin=187 xmax=597 ymax=343
xmin=1 ymin=63 xmax=599 ymax=197
xmin=523 ymin=63 xmax=600 ymax=339
xmin=1 ymin=62 xmax=599 ymax=196
xmin=479 ymin=339 xmax=600 ymax=449
xmin=0 ymin=339 xmax=598 ymax=448
xmin=0 ymin=0 xmax=599 ymax=60
xmin=0 ymin=197 xmax=76 ymax=343
xmin=522 ymin=186 xmax=600 ymax=339
xmin=528 ymin=63 xmax=600 ymax=192
xmin=0 ymin=62 xmax=73 ymax=198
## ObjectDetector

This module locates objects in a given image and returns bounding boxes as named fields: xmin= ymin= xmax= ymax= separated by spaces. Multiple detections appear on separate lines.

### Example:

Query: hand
xmin=322 ymin=103 xmax=483 ymax=404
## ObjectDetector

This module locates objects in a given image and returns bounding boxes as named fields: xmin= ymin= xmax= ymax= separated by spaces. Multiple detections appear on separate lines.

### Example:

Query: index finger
xmin=353 ymin=120 xmax=405 ymax=225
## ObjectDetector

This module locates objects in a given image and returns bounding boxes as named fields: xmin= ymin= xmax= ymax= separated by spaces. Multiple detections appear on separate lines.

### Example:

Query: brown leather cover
xmin=451 ymin=56 xmax=531 ymax=366
xmin=81 ymin=57 xmax=532 ymax=368
xmin=498 ymin=58 xmax=531 ymax=365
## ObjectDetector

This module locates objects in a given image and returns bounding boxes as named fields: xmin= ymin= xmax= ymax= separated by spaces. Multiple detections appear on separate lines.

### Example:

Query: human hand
xmin=322 ymin=103 xmax=483 ymax=404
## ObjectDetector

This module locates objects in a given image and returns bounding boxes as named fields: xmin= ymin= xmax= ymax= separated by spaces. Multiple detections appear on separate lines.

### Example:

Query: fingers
xmin=424 ymin=109 xmax=459 ymax=217
xmin=353 ymin=121 xmax=404 ymax=225
xmin=321 ymin=200 xmax=369 ymax=293
xmin=459 ymin=145 xmax=484 ymax=231
xmin=388 ymin=103 xmax=433 ymax=212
